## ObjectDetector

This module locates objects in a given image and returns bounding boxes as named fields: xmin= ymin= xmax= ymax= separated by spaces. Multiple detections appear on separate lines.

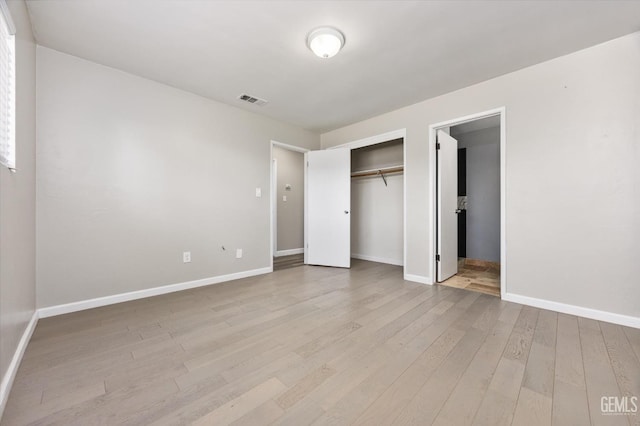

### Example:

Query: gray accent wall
xmin=322 ymin=32 xmax=640 ymax=320
xmin=272 ymin=146 xmax=304 ymax=252
xmin=456 ymin=126 xmax=500 ymax=263
xmin=36 ymin=47 xmax=319 ymax=309
xmin=0 ymin=0 xmax=36 ymax=406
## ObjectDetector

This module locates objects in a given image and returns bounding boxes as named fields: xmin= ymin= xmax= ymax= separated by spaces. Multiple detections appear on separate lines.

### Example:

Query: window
xmin=0 ymin=0 xmax=15 ymax=170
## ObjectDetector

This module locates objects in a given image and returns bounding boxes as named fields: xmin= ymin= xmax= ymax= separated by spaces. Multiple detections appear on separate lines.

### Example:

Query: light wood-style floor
xmin=3 ymin=260 xmax=639 ymax=425
xmin=439 ymin=259 xmax=501 ymax=297
xmin=273 ymin=254 xmax=304 ymax=271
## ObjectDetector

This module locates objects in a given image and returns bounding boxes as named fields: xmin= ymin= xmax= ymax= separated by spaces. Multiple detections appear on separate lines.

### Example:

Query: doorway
xmin=350 ymin=138 xmax=404 ymax=266
xmin=430 ymin=108 xmax=505 ymax=297
xmin=270 ymin=141 xmax=308 ymax=271
xmin=319 ymin=129 xmax=407 ymax=274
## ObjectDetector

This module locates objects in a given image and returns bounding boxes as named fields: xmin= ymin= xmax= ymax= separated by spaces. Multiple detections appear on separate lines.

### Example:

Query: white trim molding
xmin=271 ymin=140 xmax=311 ymax=153
xmin=275 ymin=248 xmax=304 ymax=257
xmin=0 ymin=311 xmax=38 ymax=419
xmin=352 ymin=253 xmax=402 ymax=266
xmin=503 ymin=292 xmax=640 ymax=329
xmin=404 ymin=274 xmax=433 ymax=285
xmin=38 ymin=267 xmax=272 ymax=318
xmin=326 ymin=129 xmax=406 ymax=151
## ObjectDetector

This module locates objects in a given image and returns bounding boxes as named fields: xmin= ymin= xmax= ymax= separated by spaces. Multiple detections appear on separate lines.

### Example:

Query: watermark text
xmin=601 ymin=396 xmax=638 ymax=416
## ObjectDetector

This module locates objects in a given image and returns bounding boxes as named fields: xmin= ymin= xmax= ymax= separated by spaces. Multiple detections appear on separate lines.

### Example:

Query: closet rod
xmin=350 ymin=166 xmax=404 ymax=178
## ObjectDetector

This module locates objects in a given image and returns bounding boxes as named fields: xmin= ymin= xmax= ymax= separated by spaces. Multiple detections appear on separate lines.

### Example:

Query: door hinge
xmin=436 ymin=142 xmax=441 ymax=150
xmin=436 ymin=254 xmax=441 ymax=262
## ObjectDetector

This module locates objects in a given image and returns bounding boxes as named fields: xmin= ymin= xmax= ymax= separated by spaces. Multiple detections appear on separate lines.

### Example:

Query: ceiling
xmin=25 ymin=1 xmax=640 ymax=133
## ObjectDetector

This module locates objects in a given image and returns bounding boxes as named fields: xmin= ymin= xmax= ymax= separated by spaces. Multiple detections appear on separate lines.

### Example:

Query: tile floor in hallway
xmin=438 ymin=259 xmax=501 ymax=297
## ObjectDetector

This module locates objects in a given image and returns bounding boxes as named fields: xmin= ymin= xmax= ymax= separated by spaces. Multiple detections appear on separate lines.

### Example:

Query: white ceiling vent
xmin=238 ymin=93 xmax=268 ymax=106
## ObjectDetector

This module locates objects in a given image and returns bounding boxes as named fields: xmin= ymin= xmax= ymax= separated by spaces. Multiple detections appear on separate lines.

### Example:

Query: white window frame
xmin=0 ymin=0 xmax=16 ymax=171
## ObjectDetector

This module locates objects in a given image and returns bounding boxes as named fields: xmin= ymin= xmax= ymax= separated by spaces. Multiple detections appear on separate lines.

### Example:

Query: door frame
xmin=270 ymin=140 xmax=309 ymax=270
xmin=326 ymin=128 xmax=407 ymax=274
xmin=428 ymin=108 xmax=506 ymax=297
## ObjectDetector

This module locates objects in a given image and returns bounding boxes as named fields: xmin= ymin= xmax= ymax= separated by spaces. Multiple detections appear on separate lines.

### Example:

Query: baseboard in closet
xmin=351 ymin=253 xmax=403 ymax=266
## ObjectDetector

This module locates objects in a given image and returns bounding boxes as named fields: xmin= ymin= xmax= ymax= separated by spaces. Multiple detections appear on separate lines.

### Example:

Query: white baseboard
xmin=351 ymin=253 xmax=403 ymax=266
xmin=38 ymin=267 xmax=273 ymax=318
xmin=503 ymin=292 xmax=640 ymax=329
xmin=404 ymin=274 xmax=433 ymax=285
xmin=274 ymin=248 xmax=304 ymax=257
xmin=0 ymin=311 xmax=38 ymax=421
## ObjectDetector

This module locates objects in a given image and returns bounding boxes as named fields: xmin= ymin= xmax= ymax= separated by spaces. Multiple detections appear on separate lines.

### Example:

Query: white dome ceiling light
xmin=307 ymin=27 xmax=345 ymax=59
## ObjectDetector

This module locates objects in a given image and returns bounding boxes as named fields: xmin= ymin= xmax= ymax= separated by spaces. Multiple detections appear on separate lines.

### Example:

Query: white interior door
xmin=305 ymin=149 xmax=351 ymax=268
xmin=437 ymin=130 xmax=458 ymax=281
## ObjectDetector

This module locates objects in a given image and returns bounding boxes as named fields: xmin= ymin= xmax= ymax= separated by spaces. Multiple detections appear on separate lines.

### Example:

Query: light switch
xmin=236 ymin=249 xmax=243 ymax=259
xmin=255 ymin=187 xmax=261 ymax=198
xmin=283 ymin=195 xmax=287 ymax=202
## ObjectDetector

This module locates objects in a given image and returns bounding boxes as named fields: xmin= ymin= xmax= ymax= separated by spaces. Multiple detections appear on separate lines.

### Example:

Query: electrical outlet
xmin=183 ymin=251 xmax=191 ymax=263
xmin=236 ymin=248 xmax=243 ymax=259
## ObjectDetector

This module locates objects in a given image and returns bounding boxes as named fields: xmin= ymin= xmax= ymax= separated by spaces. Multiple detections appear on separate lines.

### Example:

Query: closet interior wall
xmin=350 ymin=139 xmax=404 ymax=266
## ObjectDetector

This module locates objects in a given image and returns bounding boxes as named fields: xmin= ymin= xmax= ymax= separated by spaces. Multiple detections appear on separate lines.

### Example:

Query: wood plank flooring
xmin=439 ymin=259 xmax=501 ymax=297
xmin=273 ymin=254 xmax=304 ymax=271
xmin=2 ymin=260 xmax=639 ymax=425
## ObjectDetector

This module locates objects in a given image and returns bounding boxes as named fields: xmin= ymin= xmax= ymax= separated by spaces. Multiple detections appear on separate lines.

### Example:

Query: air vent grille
xmin=238 ymin=93 xmax=268 ymax=106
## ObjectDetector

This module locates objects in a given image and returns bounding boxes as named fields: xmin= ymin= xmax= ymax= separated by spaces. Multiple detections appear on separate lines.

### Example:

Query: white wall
xmin=273 ymin=146 xmax=304 ymax=252
xmin=456 ymin=126 xmax=500 ymax=262
xmin=322 ymin=32 xmax=640 ymax=323
xmin=0 ymin=0 xmax=36 ymax=416
xmin=351 ymin=175 xmax=403 ymax=265
xmin=351 ymin=140 xmax=403 ymax=265
xmin=36 ymin=47 xmax=319 ymax=309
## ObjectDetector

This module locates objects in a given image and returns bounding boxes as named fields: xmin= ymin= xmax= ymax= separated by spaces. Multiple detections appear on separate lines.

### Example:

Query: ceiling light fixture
xmin=307 ymin=27 xmax=345 ymax=59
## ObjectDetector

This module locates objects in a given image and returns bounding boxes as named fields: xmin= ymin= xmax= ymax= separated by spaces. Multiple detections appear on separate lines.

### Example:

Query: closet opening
xmin=350 ymin=138 xmax=404 ymax=267
xmin=304 ymin=129 xmax=406 ymax=272
xmin=431 ymin=109 xmax=505 ymax=298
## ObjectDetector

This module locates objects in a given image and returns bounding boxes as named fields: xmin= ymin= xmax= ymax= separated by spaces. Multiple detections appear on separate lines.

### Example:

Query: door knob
xmin=455 ymin=209 xmax=462 ymax=214
xmin=344 ymin=210 xmax=350 ymax=214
